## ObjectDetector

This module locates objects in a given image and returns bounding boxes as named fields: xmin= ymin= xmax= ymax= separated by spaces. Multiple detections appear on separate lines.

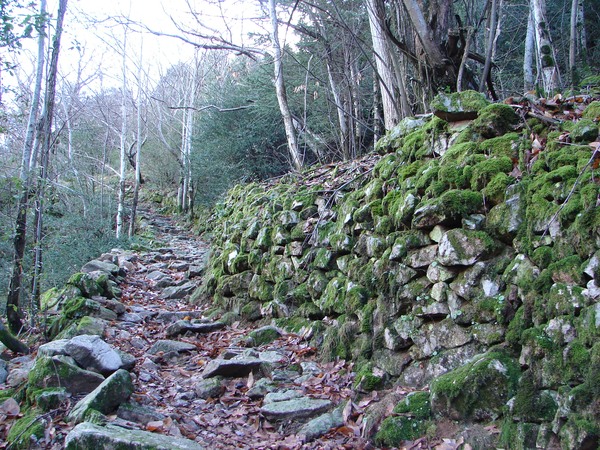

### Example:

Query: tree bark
xmin=0 ymin=321 xmax=29 ymax=354
xmin=268 ymin=0 xmax=303 ymax=171
xmin=116 ymin=28 xmax=128 ymax=239
xmin=524 ymin=9 xmax=535 ymax=92
xmin=366 ymin=0 xmax=401 ymax=130
xmin=31 ymin=0 xmax=68 ymax=309
xmin=130 ymin=41 xmax=144 ymax=238
xmin=531 ymin=0 xmax=560 ymax=94
xmin=479 ymin=0 xmax=498 ymax=93
xmin=6 ymin=0 xmax=47 ymax=334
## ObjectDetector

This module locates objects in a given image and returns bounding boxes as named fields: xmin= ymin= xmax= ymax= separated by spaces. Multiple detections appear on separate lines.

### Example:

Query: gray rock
xmin=247 ymin=378 xmax=277 ymax=399
xmin=64 ymin=422 xmax=205 ymax=449
xmin=0 ymin=360 xmax=7 ymax=384
xmin=68 ymin=369 xmax=134 ymax=424
xmin=264 ymin=389 xmax=303 ymax=404
xmin=202 ymin=357 xmax=263 ymax=378
xmin=35 ymin=387 xmax=68 ymax=411
xmin=81 ymin=260 xmax=120 ymax=276
xmin=29 ymin=355 xmax=105 ymax=395
xmin=372 ymin=349 xmax=412 ymax=376
xmin=119 ymin=312 xmax=145 ymax=323
xmin=146 ymin=270 xmax=175 ymax=287
xmin=147 ymin=340 xmax=197 ymax=355
xmin=188 ymin=264 xmax=205 ymax=278
xmin=438 ymin=229 xmax=495 ymax=266
xmin=161 ymin=281 xmax=197 ymax=299
xmin=427 ymin=261 xmax=456 ymax=283
xmin=258 ymin=350 xmax=287 ymax=364
xmin=165 ymin=320 xmax=225 ymax=337
xmin=194 ymin=377 xmax=225 ymax=399
xmin=405 ymin=245 xmax=438 ymax=268
xmin=66 ymin=335 xmax=123 ymax=375
xmin=260 ymin=397 xmax=332 ymax=420
xmin=410 ymin=318 xmax=472 ymax=359
xmin=299 ymin=402 xmax=345 ymax=442
xmin=117 ymin=402 xmax=166 ymax=425
xmin=37 ymin=339 xmax=70 ymax=357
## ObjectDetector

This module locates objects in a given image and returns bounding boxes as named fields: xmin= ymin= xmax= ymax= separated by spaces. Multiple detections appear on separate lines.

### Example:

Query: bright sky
xmin=7 ymin=0 xmax=272 ymax=97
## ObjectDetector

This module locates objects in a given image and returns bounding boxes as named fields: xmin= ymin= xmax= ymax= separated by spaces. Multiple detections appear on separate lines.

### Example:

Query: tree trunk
xmin=479 ymin=0 xmax=498 ymax=93
xmin=116 ymin=28 xmax=128 ymax=239
xmin=6 ymin=0 xmax=47 ymax=334
xmin=268 ymin=0 xmax=303 ymax=171
xmin=31 ymin=0 xmax=68 ymax=309
xmin=0 ymin=321 xmax=29 ymax=354
xmin=531 ymin=0 xmax=560 ymax=94
xmin=366 ymin=0 xmax=401 ymax=130
xmin=524 ymin=9 xmax=535 ymax=92
xmin=130 ymin=42 xmax=144 ymax=238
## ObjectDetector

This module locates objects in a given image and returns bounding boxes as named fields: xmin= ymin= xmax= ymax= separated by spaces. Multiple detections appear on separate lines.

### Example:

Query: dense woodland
xmin=0 ymin=0 xmax=599 ymax=332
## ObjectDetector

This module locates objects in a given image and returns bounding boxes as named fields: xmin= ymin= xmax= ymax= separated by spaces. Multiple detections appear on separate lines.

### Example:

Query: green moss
xmin=375 ymin=416 xmax=430 ymax=447
xmin=394 ymin=391 xmax=431 ymax=419
xmin=582 ymin=100 xmax=600 ymax=119
xmin=296 ymin=301 xmax=323 ymax=319
xmin=6 ymin=409 xmax=45 ymax=450
xmin=430 ymin=90 xmax=490 ymax=113
xmin=354 ymin=363 xmax=383 ymax=391
xmin=470 ymin=156 xmax=513 ymax=191
xmin=480 ymin=132 xmax=520 ymax=158
xmin=431 ymin=351 xmax=520 ymax=421
xmin=472 ymin=103 xmax=519 ymax=138
xmin=442 ymin=142 xmax=480 ymax=165
xmin=483 ymin=172 xmax=513 ymax=205
xmin=531 ymin=246 xmax=553 ymax=269
xmin=247 ymin=327 xmax=281 ymax=346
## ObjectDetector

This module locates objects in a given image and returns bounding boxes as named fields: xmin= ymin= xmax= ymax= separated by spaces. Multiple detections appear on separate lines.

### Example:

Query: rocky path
xmin=96 ymin=210 xmax=372 ymax=449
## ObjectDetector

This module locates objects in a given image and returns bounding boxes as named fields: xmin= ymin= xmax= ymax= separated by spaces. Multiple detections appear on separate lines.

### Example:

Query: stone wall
xmin=199 ymin=93 xmax=600 ymax=448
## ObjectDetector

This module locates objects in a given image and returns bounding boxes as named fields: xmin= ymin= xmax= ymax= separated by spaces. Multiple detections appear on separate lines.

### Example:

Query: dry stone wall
xmin=200 ymin=93 xmax=600 ymax=448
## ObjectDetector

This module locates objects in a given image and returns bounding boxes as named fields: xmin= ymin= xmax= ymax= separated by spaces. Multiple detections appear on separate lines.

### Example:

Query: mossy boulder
xmin=431 ymin=351 xmax=520 ymax=421
xmin=438 ymin=229 xmax=498 ymax=266
xmin=375 ymin=393 xmax=433 ymax=447
xmin=582 ymin=100 xmax=600 ymax=120
xmin=413 ymin=190 xmax=483 ymax=229
xmin=28 ymin=355 xmax=105 ymax=397
xmin=431 ymin=90 xmax=490 ymax=121
xmin=472 ymin=103 xmax=519 ymax=138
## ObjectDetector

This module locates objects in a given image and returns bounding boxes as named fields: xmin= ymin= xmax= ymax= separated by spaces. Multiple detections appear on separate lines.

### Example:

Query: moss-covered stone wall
xmin=198 ymin=93 xmax=600 ymax=448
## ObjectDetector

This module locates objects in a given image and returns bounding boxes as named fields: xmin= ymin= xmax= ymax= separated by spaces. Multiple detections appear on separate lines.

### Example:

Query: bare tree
xmin=268 ymin=0 xmax=302 ymax=170
xmin=5 ymin=0 xmax=47 ymax=336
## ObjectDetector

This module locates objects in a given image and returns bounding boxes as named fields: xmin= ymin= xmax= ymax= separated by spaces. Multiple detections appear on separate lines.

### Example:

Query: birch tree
xmin=531 ymin=0 xmax=560 ymax=94
xmin=268 ymin=0 xmax=302 ymax=171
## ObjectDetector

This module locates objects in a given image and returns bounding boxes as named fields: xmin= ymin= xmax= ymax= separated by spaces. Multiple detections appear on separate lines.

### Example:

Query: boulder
xmin=431 ymin=352 xmax=520 ymax=421
xmin=65 ymin=335 xmax=123 ymax=375
xmin=161 ymin=281 xmax=197 ymax=299
xmin=438 ymin=229 xmax=496 ymax=266
xmin=202 ymin=357 xmax=263 ymax=378
xmin=165 ymin=320 xmax=225 ymax=337
xmin=68 ymin=369 xmax=134 ymax=424
xmin=81 ymin=260 xmax=120 ymax=276
xmin=28 ymin=356 xmax=104 ymax=395
xmin=64 ymin=422 xmax=205 ymax=449
xmin=260 ymin=397 xmax=332 ymax=421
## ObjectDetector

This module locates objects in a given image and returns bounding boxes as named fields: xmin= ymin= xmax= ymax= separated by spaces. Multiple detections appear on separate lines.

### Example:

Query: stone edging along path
xmin=3 ymin=210 xmax=378 ymax=449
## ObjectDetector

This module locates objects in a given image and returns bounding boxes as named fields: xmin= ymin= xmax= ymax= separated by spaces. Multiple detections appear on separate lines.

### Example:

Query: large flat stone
xmin=65 ymin=422 xmax=205 ymax=449
xmin=260 ymin=397 xmax=332 ymax=420
xmin=202 ymin=358 xmax=263 ymax=378
xmin=165 ymin=320 xmax=225 ymax=337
